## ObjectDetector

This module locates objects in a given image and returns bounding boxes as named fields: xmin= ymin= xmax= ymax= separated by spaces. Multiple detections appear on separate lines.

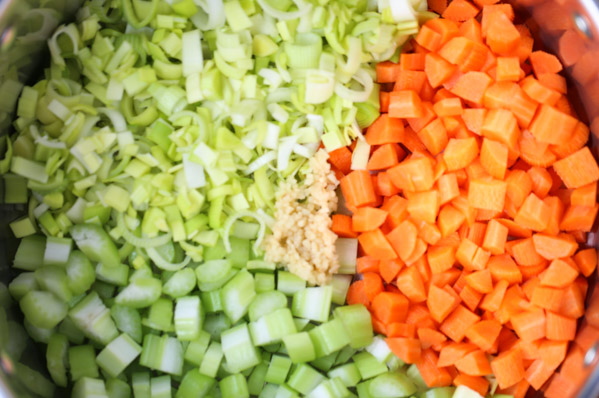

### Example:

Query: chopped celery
xmin=334 ymin=305 xmax=373 ymax=349
xmin=249 ymin=290 xmax=288 ymax=322
xmin=13 ymin=235 xmax=45 ymax=270
xmin=353 ymin=352 xmax=388 ymax=380
xmin=199 ymin=341 xmax=224 ymax=378
xmin=115 ymin=276 xmax=162 ymax=308
xmin=309 ymin=318 xmax=351 ymax=357
xmin=150 ymin=375 xmax=171 ymax=398
xmin=177 ymin=371 xmax=215 ymax=398
xmin=282 ymin=332 xmax=316 ymax=363
xmin=140 ymin=334 xmax=184 ymax=376
xmin=71 ymin=223 xmax=120 ymax=268
xmin=287 ymin=363 xmax=325 ymax=395
xmin=69 ymin=291 xmax=119 ymax=345
xmin=220 ymin=373 xmax=250 ymax=398
xmin=369 ymin=372 xmax=417 ymax=398
xmin=423 ymin=387 xmax=456 ymax=398
xmin=292 ymin=286 xmax=332 ymax=323
xmin=34 ymin=266 xmax=72 ymax=302
xmin=111 ymin=304 xmax=143 ymax=343
xmin=250 ymin=308 xmax=297 ymax=346
xmin=452 ymin=386 xmax=484 ymax=398
xmin=163 ymin=268 xmax=196 ymax=298
xmin=46 ymin=333 xmax=69 ymax=387
xmin=277 ymin=271 xmax=306 ymax=296
xmin=20 ymin=291 xmax=68 ymax=330
xmin=65 ymin=251 xmax=96 ymax=295
xmin=183 ymin=330 xmax=211 ymax=366
xmin=222 ymin=323 xmax=261 ymax=373
xmin=221 ymin=269 xmax=255 ymax=323
xmin=96 ymin=333 xmax=142 ymax=377
xmin=264 ymin=355 xmax=292 ymax=384
xmin=174 ymin=296 xmax=204 ymax=340
xmin=69 ymin=345 xmax=100 ymax=381
xmin=106 ymin=378 xmax=132 ymax=398
xmin=328 ymin=363 xmax=362 ymax=387
xmin=142 ymin=298 xmax=174 ymax=332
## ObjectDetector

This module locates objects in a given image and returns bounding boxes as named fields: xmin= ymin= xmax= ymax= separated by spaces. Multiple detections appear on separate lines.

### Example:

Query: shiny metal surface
xmin=0 ymin=0 xmax=599 ymax=397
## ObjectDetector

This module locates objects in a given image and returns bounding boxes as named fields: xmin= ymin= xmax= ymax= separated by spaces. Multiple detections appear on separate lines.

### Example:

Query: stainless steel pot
xmin=0 ymin=0 xmax=599 ymax=397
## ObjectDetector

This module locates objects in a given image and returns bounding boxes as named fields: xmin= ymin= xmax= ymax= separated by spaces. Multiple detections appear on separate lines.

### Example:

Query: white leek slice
xmin=334 ymin=68 xmax=374 ymax=103
xmin=182 ymin=30 xmax=204 ymax=77
xmin=256 ymin=0 xmax=312 ymax=21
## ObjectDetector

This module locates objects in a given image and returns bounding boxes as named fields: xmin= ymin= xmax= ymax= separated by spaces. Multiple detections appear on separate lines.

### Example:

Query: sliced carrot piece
xmin=386 ymin=337 xmax=422 ymax=364
xmin=358 ymin=229 xmax=397 ymax=260
xmin=455 ymin=349 xmax=493 ymax=376
xmin=365 ymin=114 xmax=405 ymax=145
xmin=450 ymin=71 xmax=493 ymax=105
xmin=396 ymin=266 xmax=427 ymax=303
xmin=440 ymin=305 xmax=481 ymax=342
xmin=331 ymin=214 xmax=358 ymax=238
xmin=389 ymin=90 xmax=425 ymax=118
xmin=352 ymin=207 xmax=389 ymax=232
xmin=454 ymin=374 xmax=490 ymax=396
xmin=468 ymin=179 xmax=507 ymax=212
xmin=532 ymin=234 xmax=578 ymax=261
xmin=442 ymin=0 xmax=480 ymax=22
xmin=416 ymin=349 xmax=453 ymax=387
xmin=465 ymin=319 xmax=502 ymax=352
xmin=553 ymin=146 xmax=599 ymax=189
xmin=372 ymin=291 xmax=409 ymax=324
xmin=491 ymin=348 xmax=526 ymax=389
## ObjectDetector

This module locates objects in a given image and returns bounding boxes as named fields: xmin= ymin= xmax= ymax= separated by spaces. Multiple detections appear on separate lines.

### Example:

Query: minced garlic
xmin=263 ymin=149 xmax=340 ymax=285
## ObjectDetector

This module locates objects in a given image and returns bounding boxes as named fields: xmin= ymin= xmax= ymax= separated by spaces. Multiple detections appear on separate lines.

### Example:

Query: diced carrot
xmin=466 ymin=319 xmax=502 ymax=352
xmin=426 ymin=18 xmax=461 ymax=45
xmin=481 ymin=4 xmax=515 ymax=36
xmin=491 ymin=348 xmax=526 ymax=389
xmin=570 ymin=182 xmax=597 ymax=207
xmin=468 ymin=179 xmax=507 ymax=212
xmin=331 ymin=214 xmax=357 ymax=238
xmin=462 ymin=108 xmax=486 ymax=136
xmin=356 ymin=256 xmax=380 ymax=274
xmin=379 ymin=259 xmax=404 ymax=284
xmin=513 ymin=193 xmax=550 ymax=232
xmin=530 ymin=286 xmax=564 ymax=312
xmin=450 ymin=72 xmax=493 ymax=105
xmin=488 ymin=254 xmax=522 ymax=284
xmin=352 ymin=207 xmax=388 ymax=233
xmin=481 ymin=109 xmax=520 ymax=150
xmin=434 ymin=98 xmax=463 ymax=117
xmin=328 ymin=146 xmax=353 ymax=175
xmin=367 ymin=144 xmax=399 ymax=171
xmin=386 ymin=337 xmax=422 ymax=364
xmin=389 ymin=90 xmax=425 ymax=118
xmin=417 ymin=119 xmax=449 ymax=156
xmin=380 ymin=91 xmax=390 ymax=113
xmin=374 ymin=171 xmax=401 ymax=197
xmin=425 ymin=53 xmax=458 ymax=89
xmin=496 ymin=56 xmax=521 ymax=81
xmin=382 ymin=195 xmax=409 ymax=229
xmin=427 ymin=284 xmax=460 ymax=323
xmin=454 ymin=374 xmax=490 ymax=396
xmin=480 ymin=219 xmax=508 ymax=255
xmin=340 ymin=170 xmax=378 ymax=208
xmin=505 ymin=169 xmax=533 ymax=208
xmin=511 ymin=309 xmax=546 ymax=342
xmin=545 ymin=311 xmax=577 ymax=341
xmin=438 ymin=342 xmax=478 ymax=367
xmin=396 ymin=266 xmax=427 ymax=303
xmin=460 ymin=285 xmax=483 ymax=312
xmin=440 ymin=305 xmax=481 ymax=343
xmin=347 ymin=280 xmax=370 ymax=308
xmin=480 ymin=139 xmax=508 ymax=180
xmin=427 ymin=245 xmax=457 ymax=275
xmin=376 ymin=61 xmax=401 ymax=83
xmin=527 ymin=166 xmax=552 ymax=198
xmin=558 ymin=273 xmax=584 ymax=314
xmin=553 ymin=146 xmax=599 ymax=189
xmin=486 ymin=12 xmax=521 ymax=55
xmin=560 ymin=204 xmax=599 ymax=232
xmin=529 ymin=105 xmax=578 ymax=145
xmin=417 ymin=328 xmax=447 ymax=350
xmin=394 ymin=70 xmax=428 ymax=94
xmin=387 ymin=322 xmax=417 ymax=338
xmin=429 ymin=0 xmax=448 ymax=14
xmin=438 ymin=173 xmax=460 ymax=205
xmin=358 ymin=229 xmax=397 ymax=260
xmin=387 ymin=219 xmax=418 ymax=262
xmin=362 ymin=272 xmax=384 ymax=303
xmin=400 ymin=53 xmax=426 ymax=71
xmin=372 ymin=291 xmax=409 ymax=324
xmin=575 ymin=322 xmax=599 ymax=352
xmin=480 ymin=279 xmax=509 ymax=312
xmin=455 ymin=349 xmax=493 ymax=376
xmin=388 ymin=156 xmax=435 ymax=192
xmin=465 ymin=269 xmax=493 ymax=294
xmin=442 ymin=0 xmax=480 ymax=22
xmin=415 ymin=25 xmax=443 ymax=52
xmin=574 ymin=248 xmax=598 ymax=277
xmin=365 ymin=114 xmax=405 ymax=145
xmin=521 ymin=76 xmax=560 ymax=105
xmin=416 ymin=349 xmax=453 ymax=387
xmin=443 ymin=137 xmax=479 ymax=172
xmin=529 ymin=51 xmax=563 ymax=76
xmin=438 ymin=204 xmax=467 ymax=238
